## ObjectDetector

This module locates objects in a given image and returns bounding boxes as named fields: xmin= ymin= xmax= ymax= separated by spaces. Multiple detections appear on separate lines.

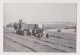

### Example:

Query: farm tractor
xmin=32 ymin=24 xmax=43 ymax=38
xmin=14 ymin=19 xmax=49 ymax=38
xmin=32 ymin=24 xmax=49 ymax=38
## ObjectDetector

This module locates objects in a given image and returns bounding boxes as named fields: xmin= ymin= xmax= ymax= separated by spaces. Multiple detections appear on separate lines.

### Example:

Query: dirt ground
xmin=3 ymin=27 xmax=76 ymax=52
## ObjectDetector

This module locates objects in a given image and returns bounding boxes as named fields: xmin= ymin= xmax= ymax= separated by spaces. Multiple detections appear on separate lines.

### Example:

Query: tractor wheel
xmin=27 ymin=31 xmax=31 ymax=36
xmin=21 ymin=31 xmax=24 ymax=35
xmin=46 ymin=33 xmax=49 ymax=38
xmin=16 ymin=31 xmax=18 ymax=34
xmin=37 ymin=33 xmax=41 ymax=38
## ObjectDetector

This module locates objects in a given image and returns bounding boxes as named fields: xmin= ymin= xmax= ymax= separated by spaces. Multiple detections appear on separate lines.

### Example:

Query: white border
xmin=3 ymin=0 xmax=80 ymax=3
xmin=0 ymin=0 xmax=80 ymax=55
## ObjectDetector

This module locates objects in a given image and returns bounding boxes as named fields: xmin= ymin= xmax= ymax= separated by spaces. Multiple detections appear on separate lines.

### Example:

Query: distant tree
xmin=6 ymin=23 xmax=14 ymax=27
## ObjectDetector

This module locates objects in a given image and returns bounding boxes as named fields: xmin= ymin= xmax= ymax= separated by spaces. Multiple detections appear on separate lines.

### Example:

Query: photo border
xmin=0 ymin=0 xmax=80 ymax=55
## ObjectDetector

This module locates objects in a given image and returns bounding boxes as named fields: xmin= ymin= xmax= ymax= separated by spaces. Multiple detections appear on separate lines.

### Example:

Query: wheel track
xmin=4 ymin=32 xmax=76 ymax=52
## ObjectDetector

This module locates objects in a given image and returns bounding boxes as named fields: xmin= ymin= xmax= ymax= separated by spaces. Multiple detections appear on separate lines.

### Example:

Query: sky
xmin=4 ymin=3 xmax=77 ymax=25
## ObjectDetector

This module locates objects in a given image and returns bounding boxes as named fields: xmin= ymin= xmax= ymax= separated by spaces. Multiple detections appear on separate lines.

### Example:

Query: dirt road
xmin=3 ymin=27 xmax=76 ymax=52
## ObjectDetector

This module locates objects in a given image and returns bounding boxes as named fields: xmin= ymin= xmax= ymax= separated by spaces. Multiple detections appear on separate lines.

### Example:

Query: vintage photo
xmin=3 ymin=3 xmax=76 ymax=52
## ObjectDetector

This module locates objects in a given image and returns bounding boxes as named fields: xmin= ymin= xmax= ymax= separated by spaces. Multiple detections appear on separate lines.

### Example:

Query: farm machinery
xmin=14 ymin=19 xmax=49 ymax=38
xmin=32 ymin=24 xmax=43 ymax=38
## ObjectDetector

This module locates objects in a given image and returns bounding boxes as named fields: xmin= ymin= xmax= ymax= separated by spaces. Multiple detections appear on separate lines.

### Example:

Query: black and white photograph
xmin=3 ymin=3 xmax=77 ymax=52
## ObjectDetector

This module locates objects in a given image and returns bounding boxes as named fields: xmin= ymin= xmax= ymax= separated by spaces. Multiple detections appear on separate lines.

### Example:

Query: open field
xmin=3 ymin=27 xmax=76 ymax=52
